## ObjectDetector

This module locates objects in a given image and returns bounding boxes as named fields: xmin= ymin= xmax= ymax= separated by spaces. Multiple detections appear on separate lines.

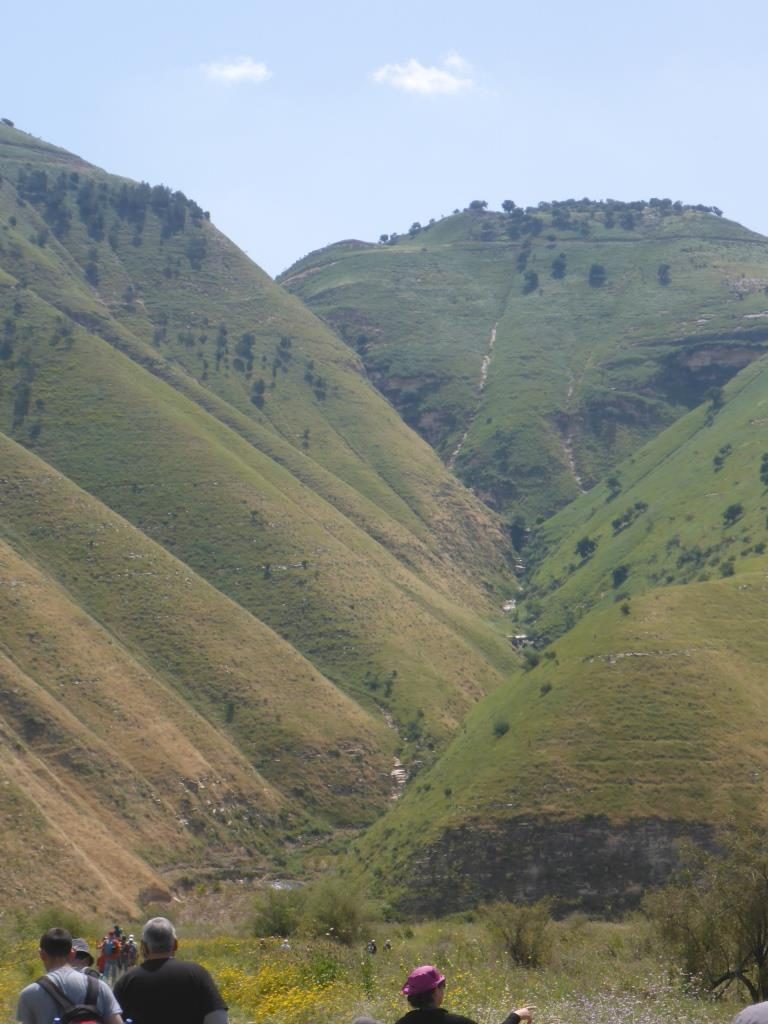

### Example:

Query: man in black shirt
xmin=113 ymin=917 xmax=228 ymax=1024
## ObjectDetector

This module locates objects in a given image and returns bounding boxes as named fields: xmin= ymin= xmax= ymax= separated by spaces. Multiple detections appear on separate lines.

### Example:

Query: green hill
xmin=0 ymin=124 xmax=519 ymax=911
xmin=282 ymin=200 xmax=768 ymax=524
xmin=345 ymin=355 xmax=768 ymax=915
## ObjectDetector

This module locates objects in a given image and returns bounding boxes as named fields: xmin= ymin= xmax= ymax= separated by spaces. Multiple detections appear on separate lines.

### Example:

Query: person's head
xmin=402 ymin=965 xmax=446 ymax=1008
xmin=141 ymin=917 xmax=178 ymax=959
xmin=70 ymin=938 xmax=94 ymax=970
xmin=39 ymin=928 xmax=73 ymax=968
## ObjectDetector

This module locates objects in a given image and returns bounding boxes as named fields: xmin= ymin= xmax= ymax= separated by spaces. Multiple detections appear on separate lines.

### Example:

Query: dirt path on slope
xmin=447 ymin=322 xmax=497 ymax=470
xmin=562 ymin=375 xmax=586 ymax=492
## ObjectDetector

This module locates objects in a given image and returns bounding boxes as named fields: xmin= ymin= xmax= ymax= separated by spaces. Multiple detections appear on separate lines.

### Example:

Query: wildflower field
xmin=0 ymin=916 xmax=737 ymax=1023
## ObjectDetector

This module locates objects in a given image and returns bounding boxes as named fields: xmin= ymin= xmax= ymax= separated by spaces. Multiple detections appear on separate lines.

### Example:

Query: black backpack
xmin=36 ymin=974 xmax=105 ymax=1024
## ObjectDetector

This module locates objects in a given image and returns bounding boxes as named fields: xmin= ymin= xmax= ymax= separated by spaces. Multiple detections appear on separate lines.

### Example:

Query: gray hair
xmin=141 ymin=916 xmax=177 ymax=954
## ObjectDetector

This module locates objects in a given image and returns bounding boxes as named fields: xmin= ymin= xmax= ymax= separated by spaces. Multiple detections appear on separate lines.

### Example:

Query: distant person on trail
xmin=732 ymin=1002 xmax=768 ymax=1024
xmin=396 ymin=965 xmax=535 ymax=1024
xmin=113 ymin=916 xmax=228 ymax=1024
xmin=16 ymin=927 xmax=123 ymax=1024
xmin=100 ymin=930 xmax=122 ymax=985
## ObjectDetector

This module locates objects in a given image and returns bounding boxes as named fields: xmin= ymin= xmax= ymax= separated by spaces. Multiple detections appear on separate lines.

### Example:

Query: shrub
xmin=644 ymin=827 xmax=768 ymax=1001
xmin=522 ymin=270 xmax=539 ymax=294
xmin=588 ymin=263 xmax=607 ymax=287
xmin=612 ymin=565 xmax=629 ymax=588
xmin=482 ymin=898 xmax=553 ymax=966
xmin=301 ymin=876 xmax=369 ymax=945
xmin=252 ymin=886 xmax=305 ymax=938
xmin=723 ymin=503 xmax=744 ymax=527
xmin=575 ymin=536 xmax=597 ymax=560
xmin=523 ymin=650 xmax=540 ymax=670
xmin=493 ymin=719 xmax=510 ymax=738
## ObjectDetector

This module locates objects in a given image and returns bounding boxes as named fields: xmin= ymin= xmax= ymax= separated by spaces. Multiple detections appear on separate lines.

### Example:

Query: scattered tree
xmin=522 ymin=270 xmax=539 ymax=294
xmin=723 ymin=503 xmax=744 ymax=527
xmin=588 ymin=263 xmax=607 ymax=287
xmin=575 ymin=536 xmax=597 ymax=560
xmin=611 ymin=564 xmax=629 ymax=588
xmin=551 ymin=253 xmax=567 ymax=279
xmin=606 ymin=475 xmax=622 ymax=500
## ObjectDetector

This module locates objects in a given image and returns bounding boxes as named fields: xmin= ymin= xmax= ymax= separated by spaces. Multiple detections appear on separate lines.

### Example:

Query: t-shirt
xmin=113 ymin=957 xmax=227 ymax=1024
xmin=16 ymin=965 xmax=121 ymax=1024
xmin=733 ymin=1004 xmax=768 ymax=1024
xmin=395 ymin=1008 xmax=521 ymax=1024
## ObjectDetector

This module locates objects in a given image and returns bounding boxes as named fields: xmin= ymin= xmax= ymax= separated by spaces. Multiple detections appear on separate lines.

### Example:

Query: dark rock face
xmin=396 ymin=816 xmax=717 ymax=917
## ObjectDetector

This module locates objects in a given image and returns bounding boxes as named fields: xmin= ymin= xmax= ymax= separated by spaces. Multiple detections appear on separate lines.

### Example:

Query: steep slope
xmin=282 ymin=201 xmax=768 ymax=524
xmin=0 ymin=434 xmax=390 ymax=912
xmin=346 ymin=356 xmax=768 ymax=915
xmin=0 ymin=123 xmax=519 ymax=735
xmin=0 ymin=125 xmax=520 ymax=909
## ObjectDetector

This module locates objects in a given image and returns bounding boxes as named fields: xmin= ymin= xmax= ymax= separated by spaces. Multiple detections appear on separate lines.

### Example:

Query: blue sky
xmin=5 ymin=0 xmax=768 ymax=275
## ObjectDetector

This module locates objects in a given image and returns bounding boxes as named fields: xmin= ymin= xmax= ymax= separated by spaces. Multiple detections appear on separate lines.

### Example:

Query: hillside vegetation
xmin=0 ymin=124 xmax=519 ymax=910
xmin=345 ymin=354 xmax=768 ymax=915
xmin=282 ymin=199 xmax=768 ymax=524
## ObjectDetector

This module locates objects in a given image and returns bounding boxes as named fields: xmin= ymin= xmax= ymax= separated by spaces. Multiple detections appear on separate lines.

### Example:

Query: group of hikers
xmin=13 ymin=918 xmax=768 ymax=1024
xmin=91 ymin=928 xmax=138 ymax=985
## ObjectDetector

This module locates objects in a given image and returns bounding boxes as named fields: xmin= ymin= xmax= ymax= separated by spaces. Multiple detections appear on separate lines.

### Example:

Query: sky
xmin=4 ymin=0 xmax=768 ymax=277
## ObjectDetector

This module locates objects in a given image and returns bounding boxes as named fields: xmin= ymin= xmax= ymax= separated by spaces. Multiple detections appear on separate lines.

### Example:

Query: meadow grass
xmin=0 ymin=917 xmax=733 ymax=1024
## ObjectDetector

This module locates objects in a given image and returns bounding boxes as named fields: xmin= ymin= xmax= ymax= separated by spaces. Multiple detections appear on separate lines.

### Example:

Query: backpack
xmin=36 ymin=974 xmax=105 ymax=1024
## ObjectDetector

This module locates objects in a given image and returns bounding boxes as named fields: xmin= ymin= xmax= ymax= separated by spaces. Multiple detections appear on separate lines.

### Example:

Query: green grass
xmin=0 ymin=912 xmax=734 ymax=1024
xmin=0 ymin=124 xmax=524 ymax=911
xmin=284 ymin=203 xmax=768 ymax=523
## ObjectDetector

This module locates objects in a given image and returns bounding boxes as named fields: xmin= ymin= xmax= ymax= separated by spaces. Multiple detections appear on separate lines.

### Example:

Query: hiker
xmin=16 ymin=927 xmax=123 ymax=1024
xmin=71 ymin=938 xmax=103 ymax=979
xmin=113 ymin=916 xmax=228 ymax=1024
xmin=122 ymin=935 xmax=138 ymax=971
xmin=396 ymin=965 xmax=535 ymax=1024
xmin=100 ymin=930 xmax=122 ymax=985
xmin=732 ymin=1002 xmax=768 ymax=1023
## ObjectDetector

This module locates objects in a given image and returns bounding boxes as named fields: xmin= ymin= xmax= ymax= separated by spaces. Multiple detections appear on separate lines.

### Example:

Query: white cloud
xmin=202 ymin=57 xmax=272 ymax=85
xmin=442 ymin=52 xmax=471 ymax=74
xmin=371 ymin=54 xmax=473 ymax=95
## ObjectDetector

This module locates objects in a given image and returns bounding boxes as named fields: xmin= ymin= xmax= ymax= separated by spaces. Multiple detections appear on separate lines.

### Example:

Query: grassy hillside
xmin=0 ymin=124 xmax=521 ymax=909
xmin=344 ymin=353 xmax=768 ymax=915
xmin=0 ymin=434 xmax=395 ymax=911
xmin=519 ymin=354 xmax=768 ymax=642
xmin=349 ymin=564 xmax=768 ymax=915
xmin=282 ymin=200 xmax=768 ymax=524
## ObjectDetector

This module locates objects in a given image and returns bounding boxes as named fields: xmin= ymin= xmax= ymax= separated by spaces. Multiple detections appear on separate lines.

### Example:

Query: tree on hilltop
xmin=551 ymin=253 xmax=567 ymax=279
xmin=502 ymin=199 xmax=516 ymax=214
xmin=468 ymin=199 xmax=488 ymax=211
xmin=588 ymin=263 xmax=607 ymax=287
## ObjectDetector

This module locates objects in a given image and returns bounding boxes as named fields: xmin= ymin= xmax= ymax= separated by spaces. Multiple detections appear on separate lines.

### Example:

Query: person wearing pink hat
xmin=395 ymin=965 xmax=535 ymax=1024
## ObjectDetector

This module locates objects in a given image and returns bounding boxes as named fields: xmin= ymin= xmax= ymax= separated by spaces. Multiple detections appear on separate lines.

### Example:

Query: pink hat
xmin=402 ymin=965 xmax=445 ymax=996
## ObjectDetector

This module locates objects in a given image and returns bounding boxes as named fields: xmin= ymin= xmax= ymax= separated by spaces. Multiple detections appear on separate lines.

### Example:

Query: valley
xmin=2 ymin=121 xmax=768 ymax=920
